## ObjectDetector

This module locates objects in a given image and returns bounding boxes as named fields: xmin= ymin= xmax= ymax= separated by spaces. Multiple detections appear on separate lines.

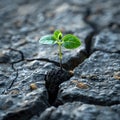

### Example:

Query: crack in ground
xmin=1 ymin=48 xmax=60 ymax=94
xmin=83 ymin=7 xmax=100 ymax=56
xmin=44 ymin=68 xmax=73 ymax=107
xmin=1 ymin=48 xmax=24 ymax=94
xmin=83 ymin=7 xmax=100 ymax=32
xmin=84 ymin=31 xmax=96 ymax=55
xmin=62 ymin=50 xmax=88 ymax=70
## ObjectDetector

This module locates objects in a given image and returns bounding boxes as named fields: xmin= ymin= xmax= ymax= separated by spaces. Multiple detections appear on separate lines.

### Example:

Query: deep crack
xmin=45 ymin=68 xmax=73 ymax=107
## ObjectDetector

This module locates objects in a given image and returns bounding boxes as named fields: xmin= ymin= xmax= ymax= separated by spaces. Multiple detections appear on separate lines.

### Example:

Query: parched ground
xmin=0 ymin=0 xmax=120 ymax=120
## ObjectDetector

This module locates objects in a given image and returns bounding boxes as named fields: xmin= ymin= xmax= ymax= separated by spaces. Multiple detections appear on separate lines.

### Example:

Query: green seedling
xmin=39 ymin=30 xmax=81 ymax=70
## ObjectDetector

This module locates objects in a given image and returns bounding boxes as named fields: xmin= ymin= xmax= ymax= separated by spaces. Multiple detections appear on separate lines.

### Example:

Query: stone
xmin=92 ymin=30 xmax=120 ymax=53
xmin=57 ymin=51 xmax=120 ymax=105
xmin=0 ymin=89 xmax=49 ymax=120
xmin=0 ymin=60 xmax=58 ymax=120
xmin=39 ymin=102 xmax=120 ymax=120
xmin=114 ymin=71 xmax=120 ymax=80
xmin=30 ymin=83 xmax=38 ymax=90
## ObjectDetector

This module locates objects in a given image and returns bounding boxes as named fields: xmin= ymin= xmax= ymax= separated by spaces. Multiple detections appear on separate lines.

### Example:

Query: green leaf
xmin=62 ymin=34 xmax=81 ymax=49
xmin=54 ymin=30 xmax=62 ymax=40
xmin=39 ymin=35 xmax=56 ymax=44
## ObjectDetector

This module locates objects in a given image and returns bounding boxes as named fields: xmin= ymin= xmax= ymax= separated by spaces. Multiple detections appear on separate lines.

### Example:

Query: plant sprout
xmin=39 ymin=30 xmax=81 ymax=70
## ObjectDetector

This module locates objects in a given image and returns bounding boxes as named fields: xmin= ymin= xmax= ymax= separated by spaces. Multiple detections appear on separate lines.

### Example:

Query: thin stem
xmin=58 ymin=43 xmax=63 ymax=71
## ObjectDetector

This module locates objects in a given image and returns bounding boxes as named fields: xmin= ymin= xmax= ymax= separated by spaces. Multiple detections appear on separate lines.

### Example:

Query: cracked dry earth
xmin=0 ymin=0 xmax=120 ymax=120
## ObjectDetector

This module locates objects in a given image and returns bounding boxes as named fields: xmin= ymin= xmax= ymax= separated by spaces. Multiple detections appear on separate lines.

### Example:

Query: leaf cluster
xmin=39 ymin=30 xmax=81 ymax=49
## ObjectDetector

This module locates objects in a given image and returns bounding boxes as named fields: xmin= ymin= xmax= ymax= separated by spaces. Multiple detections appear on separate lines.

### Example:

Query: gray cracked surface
xmin=57 ymin=51 xmax=120 ymax=105
xmin=0 ymin=0 xmax=120 ymax=120
xmin=39 ymin=102 xmax=120 ymax=120
xmin=92 ymin=30 xmax=120 ymax=53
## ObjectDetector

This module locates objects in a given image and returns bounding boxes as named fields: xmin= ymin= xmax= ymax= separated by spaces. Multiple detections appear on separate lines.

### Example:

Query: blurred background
xmin=0 ymin=0 xmax=120 ymax=59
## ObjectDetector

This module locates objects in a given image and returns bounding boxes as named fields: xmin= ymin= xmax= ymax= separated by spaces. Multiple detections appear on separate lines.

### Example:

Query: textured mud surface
xmin=0 ymin=0 xmax=120 ymax=120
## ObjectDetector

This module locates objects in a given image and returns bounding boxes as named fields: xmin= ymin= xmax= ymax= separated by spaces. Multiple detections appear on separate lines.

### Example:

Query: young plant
xmin=39 ymin=30 xmax=81 ymax=70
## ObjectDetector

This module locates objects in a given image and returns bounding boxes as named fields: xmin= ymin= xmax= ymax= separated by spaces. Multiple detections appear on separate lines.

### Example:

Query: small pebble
xmin=30 ymin=83 xmax=38 ymax=90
